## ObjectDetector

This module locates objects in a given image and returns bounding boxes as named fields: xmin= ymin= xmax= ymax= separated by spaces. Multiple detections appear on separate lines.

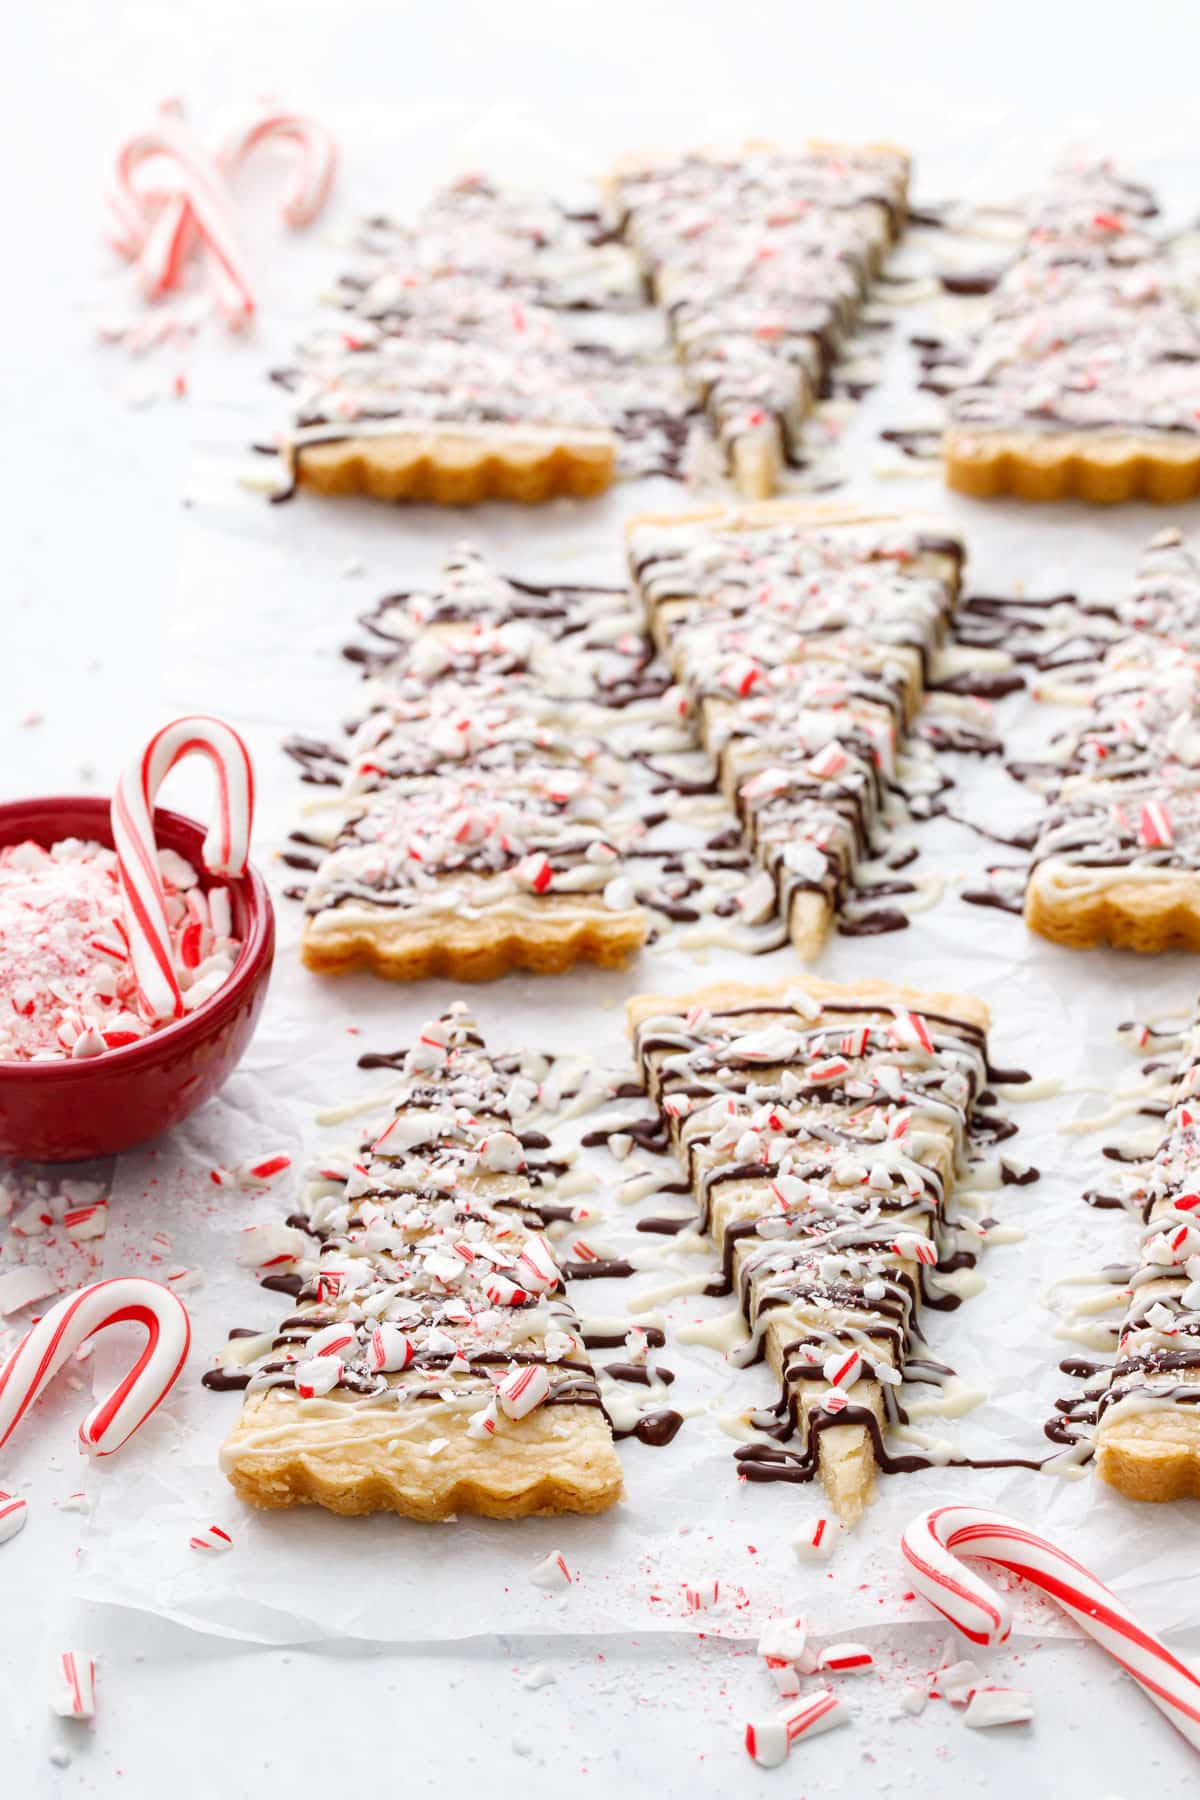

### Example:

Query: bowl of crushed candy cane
xmin=0 ymin=790 xmax=274 ymax=1162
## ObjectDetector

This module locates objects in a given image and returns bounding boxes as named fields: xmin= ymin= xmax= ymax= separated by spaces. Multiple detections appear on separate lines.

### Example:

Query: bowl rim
xmin=0 ymin=793 xmax=275 ymax=1080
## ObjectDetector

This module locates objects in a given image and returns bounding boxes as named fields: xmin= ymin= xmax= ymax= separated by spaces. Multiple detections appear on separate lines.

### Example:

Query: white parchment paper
xmin=56 ymin=184 xmax=1200 ymax=1657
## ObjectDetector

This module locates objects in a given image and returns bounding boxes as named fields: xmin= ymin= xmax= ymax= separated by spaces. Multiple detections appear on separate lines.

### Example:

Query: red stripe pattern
xmin=901 ymin=1504 xmax=1200 ymax=1753
xmin=0 ymin=1278 xmax=191 ymax=1457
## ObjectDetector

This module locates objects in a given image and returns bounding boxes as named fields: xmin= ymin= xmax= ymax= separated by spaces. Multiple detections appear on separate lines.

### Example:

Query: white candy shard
xmin=0 ymin=1265 xmax=59 ymax=1315
xmin=529 ymin=1550 xmax=572 ymax=1589
xmin=936 ymin=1659 xmax=983 ymax=1704
xmin=963 ymin=1687 xmax=1035 ymax=1728
xmin=235 ymin=1221 xmax=309 ymax=1270
xmin=757 ymin=1616 xmax=813 ymax=1666
xmin=793 ymin=1517 xmax=837 ymax=1561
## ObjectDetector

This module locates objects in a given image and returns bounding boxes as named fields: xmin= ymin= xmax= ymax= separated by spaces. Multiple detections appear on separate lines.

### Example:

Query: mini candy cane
xmin=117 ymin=107 xmax=337 ymax=322
xmin=114 ymin=112 xmax=258 ymax=324
xmin=220 ymin=110 xmax=338 ymax=228
xmin=0 ymin=1278 xmax=191 ymax=1457
xmin=901 ymin=1505 xmax=1200 ymax=1753
xmin=111 ymin=715 xmax=254 ymax=1021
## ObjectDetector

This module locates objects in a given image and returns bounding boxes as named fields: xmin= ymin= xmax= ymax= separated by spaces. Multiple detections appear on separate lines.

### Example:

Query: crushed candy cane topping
xmin=0 ymin=838 xmax=241 ymax=1062
xmin=208 ymin=1006 xmax=615 ymax=1448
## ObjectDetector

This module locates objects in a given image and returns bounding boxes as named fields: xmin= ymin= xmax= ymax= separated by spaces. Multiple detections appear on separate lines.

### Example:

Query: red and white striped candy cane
xmin=0 ymin=1278 xmax=191 ymax=1458
xmin=114 ymin=113 xmax=258 ymax=325
xmin=901 ymin=1505 xmax=1200 ymax=1754
xmin=111 ymin=715 xmax=255 ymax=1021
xmin=220 ymin=110 xmax=338 ymax=227
xmin=109 ymin=104 xmax=337 ymax=328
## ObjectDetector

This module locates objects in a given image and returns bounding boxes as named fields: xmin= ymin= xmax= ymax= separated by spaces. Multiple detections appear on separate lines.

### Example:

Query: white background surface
xmin=6 ymin=2 xmax=1200 ymax=1793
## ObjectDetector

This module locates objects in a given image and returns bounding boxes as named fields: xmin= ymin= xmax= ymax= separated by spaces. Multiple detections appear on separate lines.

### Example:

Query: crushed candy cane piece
xmin=793 ymin=1516 xmax=836 ymax=1561
xmin=963 ymin=1687 xmax=1035 ymax=1729
xmin=0 ymin=1491 xmax=29 ymax=1543
xmin=0 ymin=1265 xmax=60 ymax=1315
xmin=529 ymin=1551 xmax=572 ymax=1589
xmin=235 ymin=1221 xmax=308 ymax=1270
xmin=189 ymin=1525 xmax=234 ymax=1553
xmin=817 ymin=1642 xmax=873 ymax=1674
xmin=64 ymin=1203 xmax=109 ymax=1241
xmin=50 ymin=1651 xmax=96 ymax=1720
xmin=935 ymin=1659 xmax=983 ymax=1704
xmin=744 ymin=1689 xmax=846 ymax=1767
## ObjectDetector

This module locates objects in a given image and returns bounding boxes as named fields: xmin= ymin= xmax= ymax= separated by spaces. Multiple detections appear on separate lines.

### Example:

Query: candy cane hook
xmin=111 ymin=715 xmax=255 ymax=1021
xmin=0 ymin=1279 xmax=191 ymax=1458
xmin=901 ymin=1505 xmax=1200 ymax=1753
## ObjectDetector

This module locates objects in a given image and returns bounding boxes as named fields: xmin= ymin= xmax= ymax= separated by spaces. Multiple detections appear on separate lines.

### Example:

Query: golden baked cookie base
xmin=295 ymin=430 xmax=615 ymax=505
xmin=1095 ymin=1386 xmax=1200 ymax=1502
xmin=223 ymin=1389 xmax=623 ymax=1520
xmin=301 ymin=900 xmax=648 ymax=982
xmin=1024 ymin=869 xmax=1200 ymax=954
xmin=628 ymin=978 xmax=988 ymax=1521
xmin=944 ymin=427 xmax=1200 ymax=505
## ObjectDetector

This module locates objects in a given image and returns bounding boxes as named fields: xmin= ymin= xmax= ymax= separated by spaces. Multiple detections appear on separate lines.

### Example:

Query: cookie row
xmin=269 ymin=148 xmax=905 ymax=505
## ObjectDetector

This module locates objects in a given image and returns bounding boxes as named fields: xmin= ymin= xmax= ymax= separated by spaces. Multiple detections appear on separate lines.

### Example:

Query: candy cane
xmin=109 ymin=104 xmax=337 ymax=329
xmin=220 ymin=111 xmax=339 ymax=228
xmin=111 ymin=715 xmax=255 ymax=1021
xmin=0 ymin=1279 xmax=191 ymax=1458
xmin=114 ymin=114 xmax=258 ymax=325
xmin=901 ymin=1505 xmax=1200 ymax=1754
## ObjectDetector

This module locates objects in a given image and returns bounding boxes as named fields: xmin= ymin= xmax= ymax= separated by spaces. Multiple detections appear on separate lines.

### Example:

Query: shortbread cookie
xmin=613 ymin=143 xmax=909 ymax=495
xmin=270 ymin=177 xmax=696 ymax=501
xmin=626 ymin=504 xmax=963 ymax=954
xmin=293 ymin=550 xmax=660 ymax=980
xmin=628 ymin=979 xmax=990 ymax=1521
xmin=941 ymin=159 xmax=1200 ymax=504
xmin=1090 ymin=1012 xmax=1200 ymax=1500
xmin=218 ymin=1007 xmax=623 ymax=1518
xmin=1025 ymin=531 xmax=1200 ymax=953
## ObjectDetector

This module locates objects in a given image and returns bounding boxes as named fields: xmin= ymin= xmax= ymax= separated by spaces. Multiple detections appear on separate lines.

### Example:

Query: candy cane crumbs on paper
xmin=0 ymin=1278 xmax=191 ymax=1457
xmin=50 ymin=1652 xmax=96 ymax=1721
xmin=111 ymin=715 xmax=254 ymax=1022
xmin=744 ymin=1689 xmax=847 ymax=1767
xmin=0 ymin=1491 xmax=28 ymax=1543
xmin=901 ymin=1505 xmax=1200 ymax=1752
xmin=189 ymin=1525 xmax=233 ymax=1553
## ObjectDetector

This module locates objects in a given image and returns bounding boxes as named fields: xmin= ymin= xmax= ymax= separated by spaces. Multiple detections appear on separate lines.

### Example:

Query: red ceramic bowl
xmin=0 ymin=796 xmax=274 ymax=1162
